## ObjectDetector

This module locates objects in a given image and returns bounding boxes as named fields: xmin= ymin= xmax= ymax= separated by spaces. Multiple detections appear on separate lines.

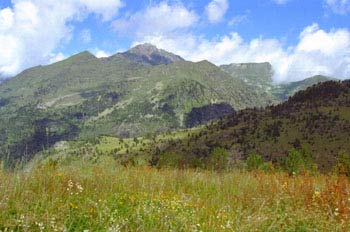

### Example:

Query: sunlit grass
xmin=0 ymin=158 xmax=349 ymax=231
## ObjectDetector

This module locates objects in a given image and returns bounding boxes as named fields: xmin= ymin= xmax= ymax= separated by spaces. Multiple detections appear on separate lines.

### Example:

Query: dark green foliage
xmin=334 ymin=151 xmax=350 ymax=176
xmin=207 ymin=147 xmax=229 ymax=170
xmin=246 ymin=153 xmax=264 ymax=171
xmin=185 ymin=103 xmax=235 ymax=128
xmin=285 ymin=149 xmax=305 ymax=175
xmin=157 ymin=80 xmax=350 ymax=172
xmin=284 ymin=147 xmax=317 ymax=175
xmin=156 ymin=152 xmax=184 ymax=168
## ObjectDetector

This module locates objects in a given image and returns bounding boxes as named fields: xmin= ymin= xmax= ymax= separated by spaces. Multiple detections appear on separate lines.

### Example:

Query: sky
xmin=0 ymin=0 xmax=349 ymax=82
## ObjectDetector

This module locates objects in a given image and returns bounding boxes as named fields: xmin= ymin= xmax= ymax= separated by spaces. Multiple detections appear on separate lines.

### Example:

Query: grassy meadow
xmin=0 ymin=156 xmax=349 ymax=231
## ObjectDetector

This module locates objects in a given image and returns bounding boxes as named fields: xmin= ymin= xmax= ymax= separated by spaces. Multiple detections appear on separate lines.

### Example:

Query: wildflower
xmin=76 ymin=183 xmax=84 ymax=193
xmin=282 ymin=182 xmax=288 ymax=190
xmin=226 ymin=220 xmax=232 ymax=229
xmin=312 ymin=190 xmax=321 ymax=201
xmin=67 ymin=179 xmax=74 ymax=193
xmin=334 ymin=208 xmax=339 ymax=216
xmin=108 ymin=225 xmax=121 ymax=232
xmin=68 ymin=179 xmax=74 ymax=188
xmin=35 ymin=222 xmax=45 ymax=231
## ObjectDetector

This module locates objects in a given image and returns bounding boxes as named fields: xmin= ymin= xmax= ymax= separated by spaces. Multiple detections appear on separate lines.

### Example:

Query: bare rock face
xmin=118 ymin=43 xmax=184 ymax=65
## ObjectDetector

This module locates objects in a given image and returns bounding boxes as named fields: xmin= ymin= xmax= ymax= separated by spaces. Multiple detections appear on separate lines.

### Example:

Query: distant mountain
xmin=221 ymin=62 xmax=274 ymax=91
xmin=109 ymin=43 xmax=184 ymax=66
xmin=0 ymin=44 xmax=277 ymax=162
xmin=0 ymin=44 xmax=337 ymax=163
xmin=154 ymin=80 xmax=350 ymax=172
xmin=271 ymin=75 xmax=334 ymax=100
xmin=221 ymin=63 xmax=334 ymax=100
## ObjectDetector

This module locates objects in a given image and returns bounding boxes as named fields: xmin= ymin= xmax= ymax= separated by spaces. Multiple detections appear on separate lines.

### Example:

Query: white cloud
xmin=80 ymin=29 xmax=91 ymax=43
xmin=0 ymin=0 xmax=123 ymax=77
xmin=49 ymin=52 xmax=66 ymax=64
xmin=205 ymin=0 xmax=229 ymax=23
xmin=325 ymin=0 xmax=350 ymax=14
xmin=297 ymin=24 xmax=350 ymax=56
xmin=112 ymin=1 xmax=198 ymax=38
xmin=228 ymin=13 xmax=249 ymax=27
xmin=95 ymin=50 xmax=110 ymax=58
xmin=272 ymin=0 xmax=292 ymax=4
xmin=136 ymin=24 xmax=350 ymax=82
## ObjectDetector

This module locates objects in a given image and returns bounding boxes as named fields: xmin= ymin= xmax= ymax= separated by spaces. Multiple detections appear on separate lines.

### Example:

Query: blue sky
xmin=0 ymin=0 xmax=349 ymax=82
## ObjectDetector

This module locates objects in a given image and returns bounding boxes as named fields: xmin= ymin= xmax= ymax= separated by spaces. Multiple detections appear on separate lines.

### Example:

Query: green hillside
xmin=221 ymin=62 xmax=274 ymax=92
xmin=221 ymin=63 xmax=333 ymax=100
xmin=0 ymin=44 xmax=276 ymax=162
xmin=150 ymin=80 xmax=350 ymax=172
xmin=272 ymin=75 xmax=334 ymax=100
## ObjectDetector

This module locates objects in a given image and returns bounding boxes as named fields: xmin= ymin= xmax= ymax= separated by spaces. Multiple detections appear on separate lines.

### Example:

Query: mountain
xmin=271 ymin=75 xmax=334 ymax=100
xmin=109 ymin=43 xmax=184 ymax=66
xmin=0 ymin=44 xmax=277 ymax=162
xmin=151 ymin=80 xmax=350 ymax=172
xmin=221 ymin=62 xmax=274 ymax=92
xmin=221 ymin=63 xmax=334 ymax=100
xmin=185 ymin=103 xmax=235 ymax=128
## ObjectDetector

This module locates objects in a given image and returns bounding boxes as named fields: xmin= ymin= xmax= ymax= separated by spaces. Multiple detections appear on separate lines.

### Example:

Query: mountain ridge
xmin=151 ymin=80 xmax=350 ymax=172
xmin=0 ymin=44 xmax=340 ymax=164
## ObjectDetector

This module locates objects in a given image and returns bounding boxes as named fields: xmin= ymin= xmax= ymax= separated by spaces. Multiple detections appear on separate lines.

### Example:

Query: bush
xmin=157 ymin=152 xmax=183 ymax=168
xmin=246 ymin=153 xmax=264 ymax=171
xmin=207 ymin=147 xmax=229 ymax=170
xmin=334 ymin=151 xmax=350 ymax=176
xmin=285 ymin=148 xmax=305 ymax=175
xmin=299 ymin=145 xmax=317 ymax=172
xmin=285 ymin=146 xmax=317 ymax=175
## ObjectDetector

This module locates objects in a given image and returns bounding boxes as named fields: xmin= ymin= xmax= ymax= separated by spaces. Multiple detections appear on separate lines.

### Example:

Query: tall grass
xmin=0 ymin=157 xmax=349 ymax=231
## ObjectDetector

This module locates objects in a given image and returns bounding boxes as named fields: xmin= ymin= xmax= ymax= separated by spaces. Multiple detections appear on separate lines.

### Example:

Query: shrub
xmin=246 ymin=152 xmax=264 ymax=171
xmin=285 ymin=146 xmax=317 ymax=175
xmin=207 ymin=147 xmax=229 ymax=170
xmin=299 ymin=145 xmax=317 ymax=172
xmin=285 ymin=148 xmax=305 ymax=175
xmin=157 ymin=152 xmax=183 ymax=168
xmin=334 ymin=151 xmax=350 ymax=176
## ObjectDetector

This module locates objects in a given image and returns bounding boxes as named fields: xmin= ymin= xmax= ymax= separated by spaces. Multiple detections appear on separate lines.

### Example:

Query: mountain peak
xmin=119 ymin=43 xmax=184 ymax=65
xmin=65 ymin=51 xmax=97 ymax=63
xmin=128 ymin=43 xmax=159 ymax=54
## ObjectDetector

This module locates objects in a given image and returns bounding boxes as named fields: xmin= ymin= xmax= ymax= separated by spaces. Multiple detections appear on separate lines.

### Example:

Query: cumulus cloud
xmin=272 ymin=0 xmax=292 ymax=4
xmin=95 ymin=50 xmax=110 ymax=58
xmin=0 ymin=0 xmax=123 ymax=77
xmin=228 ymin=12 xmax=249 ymax=27
xmin=112 ymin=1 xmax=198 ymax=38
xmin=205 ymin=0 xmax=229 ymax=23
xmin=325 ymin=0 xmax=350 ymax=14
xmin=80 ymin=29 xmax=91 ymax=43
xmin=136 ymin=24 xmax=350 ymax=82
xmin=49 ymin=52 xmax=66 ymax=64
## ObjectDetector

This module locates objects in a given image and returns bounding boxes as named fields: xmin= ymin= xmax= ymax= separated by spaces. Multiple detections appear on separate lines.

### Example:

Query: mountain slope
xmin=114 ymin=43 xmax=184 ymax=65
xmin=152 ymin=80 xmax=350 ymax=172
xmin=0 ymin=44 xmax=276 ymax=162
xmin=221 ymin=62 xmax=274 ymax=91
xmin=221 ymin=63 xmax=333 ymax=100
xmin=272 ymin=75 xmax=334 ymax=100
